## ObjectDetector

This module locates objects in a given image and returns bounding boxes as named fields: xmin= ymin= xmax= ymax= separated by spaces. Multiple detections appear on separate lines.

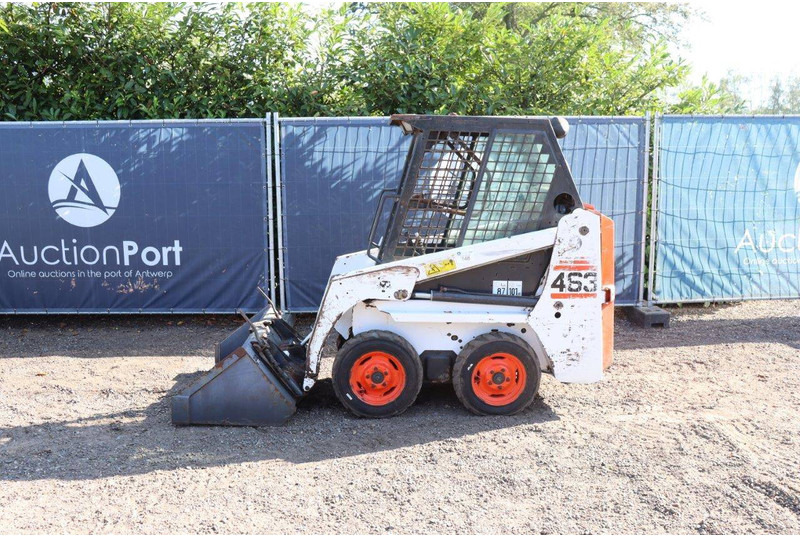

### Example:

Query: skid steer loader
xmin=171 ymin=114 xmax=614 ymax=426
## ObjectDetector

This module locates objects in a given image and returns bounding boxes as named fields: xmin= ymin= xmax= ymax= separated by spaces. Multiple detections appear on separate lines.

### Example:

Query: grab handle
xmin=367 ymin=188 xmax=399 ymax=262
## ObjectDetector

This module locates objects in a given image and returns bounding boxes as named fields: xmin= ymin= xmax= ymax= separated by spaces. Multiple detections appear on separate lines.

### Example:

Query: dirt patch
xmin=0 ymin=301 xmax=799 ymax=534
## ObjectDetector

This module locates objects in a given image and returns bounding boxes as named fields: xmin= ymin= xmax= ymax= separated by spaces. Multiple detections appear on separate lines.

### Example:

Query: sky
xmin=681 ymin=0 xmax=800 ymax=98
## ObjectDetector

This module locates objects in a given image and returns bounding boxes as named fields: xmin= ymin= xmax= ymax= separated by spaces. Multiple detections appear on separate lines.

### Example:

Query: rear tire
xmin=453 ymin=332 xmax=541 ymax=416
xmin=332 ymin=330 xmax=423 ymax=418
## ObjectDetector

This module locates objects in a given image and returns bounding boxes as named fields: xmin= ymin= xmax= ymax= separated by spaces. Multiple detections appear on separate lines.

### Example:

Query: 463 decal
xmin=550 ymin=259 xmax=598 ymax=299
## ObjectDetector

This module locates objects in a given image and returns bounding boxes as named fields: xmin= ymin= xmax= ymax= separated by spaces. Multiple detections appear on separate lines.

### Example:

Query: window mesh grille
xmin=463 ymin=132 xmax=556 ymax=244
xmin=392 ymin=128 xmax=558 ymax=258
xmin=393 ymin=131 xmax=489 ymax=257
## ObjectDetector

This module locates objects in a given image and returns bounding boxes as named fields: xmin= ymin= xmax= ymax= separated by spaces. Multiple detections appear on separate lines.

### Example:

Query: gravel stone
xmin=0 ymin=300 xmax=798 ymax=533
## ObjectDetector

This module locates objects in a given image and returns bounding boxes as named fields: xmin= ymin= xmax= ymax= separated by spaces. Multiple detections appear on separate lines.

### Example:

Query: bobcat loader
xmin=171 ymin=114 xmax=614 ymax=425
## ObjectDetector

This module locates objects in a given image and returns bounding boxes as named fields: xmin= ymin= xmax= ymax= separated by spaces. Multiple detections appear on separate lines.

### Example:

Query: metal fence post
xmin=273 ymin=112 xmax=287 ymax=309
xmin=637 ymin=111 xmax=651 ymax=306
xmin=647 ymin=113 xmax=661 ymax=305
xmin=265 ymin=114 xmax=276 ymax=304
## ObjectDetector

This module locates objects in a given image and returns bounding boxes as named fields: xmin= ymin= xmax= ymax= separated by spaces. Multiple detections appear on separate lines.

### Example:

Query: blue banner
xmin=561 ymin=117 xmax=647 ymax=307
xmin=279 ymin=116 xmax=647 ymax=311
xmin=655 ymin=116 xmax=800 ymax=302
xmin=0 ymin=120 xmax=268 ymax=313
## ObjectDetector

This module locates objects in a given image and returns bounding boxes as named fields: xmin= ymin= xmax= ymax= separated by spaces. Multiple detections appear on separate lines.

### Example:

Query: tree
xmin=670 ymin=75 xmax=747 ymax=114
xmin=341 ymin=2 xmax=691 ymax=115
xmin=752 ymin=76 xmax=800 ymax=114
xmin=0 ymin=3 xmax=310 ymax=119
xmin=0 ymin=2 xmax=737 ymax=121
xmin=456 ymin=2 xmax=694 ymax=45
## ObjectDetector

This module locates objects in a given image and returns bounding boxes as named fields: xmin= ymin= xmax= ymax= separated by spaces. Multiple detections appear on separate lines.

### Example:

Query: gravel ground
xmin=0 ymin=300 xmax=799 ymax=534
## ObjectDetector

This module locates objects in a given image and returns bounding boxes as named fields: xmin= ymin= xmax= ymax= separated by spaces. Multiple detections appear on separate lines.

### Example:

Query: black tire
xmin=453 ymin=332 xmax=541 ymax=416
xmin=332 ymin=330 xmax=423 ymax=418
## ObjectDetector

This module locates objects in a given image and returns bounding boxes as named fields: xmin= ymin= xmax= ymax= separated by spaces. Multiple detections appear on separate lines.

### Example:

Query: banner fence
xmin=652 ymin=114 xmax=800 ymax=303
xmin=0 ymin=119 xmax=270 ymax=313
xmin=277 ymin=115 xmax=649 ymax=312
xmin=5 ymin=113 xmax=800 ymax=313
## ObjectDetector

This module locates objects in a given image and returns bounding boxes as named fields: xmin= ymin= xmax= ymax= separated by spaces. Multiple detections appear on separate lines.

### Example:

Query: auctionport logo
xmin=735 ymin=162 xmax=800 ymax=257
xmin=1 ymin=152 xmax=185 ymax=277
xmin=48 ymin=153 xmax=120 ymax=228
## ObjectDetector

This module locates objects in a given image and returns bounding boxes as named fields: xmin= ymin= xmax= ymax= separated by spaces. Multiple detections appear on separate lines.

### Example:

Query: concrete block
xmin=627 ymin=305 xmax=670 ymax=328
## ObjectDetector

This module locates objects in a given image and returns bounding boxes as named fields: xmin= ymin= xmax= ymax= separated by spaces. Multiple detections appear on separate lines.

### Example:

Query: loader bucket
xmin=171 ymin=348 xmax=296 ymax=426
xmin=171 ymin=307 xmax=304 ymax=426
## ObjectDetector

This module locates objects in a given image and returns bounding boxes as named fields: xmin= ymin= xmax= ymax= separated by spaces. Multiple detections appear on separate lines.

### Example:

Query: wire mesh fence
xmin=277 ymin=115 xmax=649 ymax=311
xmin=276 ymin=117 xmax=409 ymax=310
xmin=0 ymin=119 xmax=270 ymax=313
xmin=652 ymin=114 xmax=800 ymax=303
xmin=7 ymin=113 xmax=800 ymax=313
xmin=560 ymin=116 xmax=649 ymax=307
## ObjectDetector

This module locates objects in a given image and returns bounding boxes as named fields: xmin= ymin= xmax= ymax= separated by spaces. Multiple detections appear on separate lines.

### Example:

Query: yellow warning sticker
xmin=424 ymin=258 xmax=456 ymax=276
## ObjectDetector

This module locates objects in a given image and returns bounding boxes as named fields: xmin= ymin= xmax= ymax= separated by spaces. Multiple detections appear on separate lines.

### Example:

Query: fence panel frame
xmin=276 ymin=115 xmax=649 ymax=312
xmin=652 ymin=113 xmax=800 ymax=304
xmin=647 ymin=112 xmax=661 ymax=305
xmin=275 ymin=116 xmax=408 ymax=312
xmin=0 ymin=118 xmax=272 ymax=314
xmin=265 ymin=115 xmax=276 ymax=304
xmin=559 ymin=115 xmax=649 ymax=307
xmin=638 ymin=111 xmax=651 ymax=304
xmin=273 ymin=112 xmax=288 ymax=308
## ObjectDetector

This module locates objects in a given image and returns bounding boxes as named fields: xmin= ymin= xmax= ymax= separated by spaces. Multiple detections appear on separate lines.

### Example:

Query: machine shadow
xmin=0 ymin=376 xmax=559 ymax=483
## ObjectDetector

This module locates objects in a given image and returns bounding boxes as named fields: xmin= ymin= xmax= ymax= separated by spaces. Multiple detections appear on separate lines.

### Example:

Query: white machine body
xmin=302 ymin=207 xmax=614 ymax=391
xmin=172 ymin=114 xmax=615 ymax=426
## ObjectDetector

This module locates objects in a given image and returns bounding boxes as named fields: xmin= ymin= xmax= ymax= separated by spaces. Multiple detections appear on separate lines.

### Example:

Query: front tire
xmin=332 ymin=330 xmax=423 ymax=418
xmin=453 ymin=332 xmax=541 ymax=416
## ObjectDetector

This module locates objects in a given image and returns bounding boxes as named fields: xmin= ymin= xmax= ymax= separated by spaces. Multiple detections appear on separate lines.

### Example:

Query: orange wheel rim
xmin=349 ymin=351 xmax=407 ymax=406
xmin=471 ymin=352 xmax=527 ymax=406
